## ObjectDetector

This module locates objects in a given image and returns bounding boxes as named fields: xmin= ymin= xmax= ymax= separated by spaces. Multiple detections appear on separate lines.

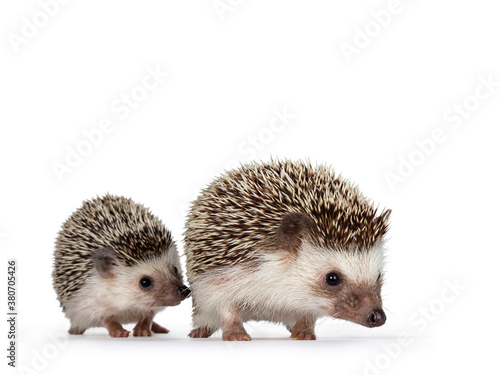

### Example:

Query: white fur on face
xmin=64 ymin=245 xmax=184 ymax=331
xmin=190 ymin=242 xmax=385 ymax=330
xmin=294 ymin=242 xmax=385 ymax=290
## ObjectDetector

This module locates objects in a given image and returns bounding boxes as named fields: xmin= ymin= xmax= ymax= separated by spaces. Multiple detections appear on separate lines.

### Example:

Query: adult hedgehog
xmin=185 ymin=160 xmax=391 ymax=340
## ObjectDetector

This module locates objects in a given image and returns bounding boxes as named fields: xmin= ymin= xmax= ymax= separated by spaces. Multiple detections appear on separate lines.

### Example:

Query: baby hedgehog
xmin=53 ymin=194 xmax=190 ymax=338
xmin=185 ymin=160 xmax=391 ymax=341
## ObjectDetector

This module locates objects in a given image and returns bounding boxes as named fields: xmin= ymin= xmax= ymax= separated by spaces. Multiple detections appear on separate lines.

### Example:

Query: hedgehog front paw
xmin=188 ymin=327 xmax=213 ymax=338
xmin=109 ymin=328 xmax=130 ymax=338
xmin=290 ymin=331 xmax=316 ymax=340
xmin=222 ymin=331 xmax=252 ymax=341
xmin=133 ymin=328 xmax=153 ymax=337
xmin=289 ymin=318 xmax=316 ymax=340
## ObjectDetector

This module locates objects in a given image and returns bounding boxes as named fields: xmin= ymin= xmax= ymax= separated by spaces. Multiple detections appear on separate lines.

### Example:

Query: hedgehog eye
xmin=173 ymin=266 xmax=178 ymax=275
xmin=140 ymin=277 xmax=152 ymax=289
xmin=325 ymin=272 xmax=341 ymax=286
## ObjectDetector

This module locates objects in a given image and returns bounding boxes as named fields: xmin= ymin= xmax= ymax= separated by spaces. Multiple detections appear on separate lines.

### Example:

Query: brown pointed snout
xmin=178 ymin=285 xmax=191 ymax=299
xmin=366 ymin=309 xmax=386 ymax=327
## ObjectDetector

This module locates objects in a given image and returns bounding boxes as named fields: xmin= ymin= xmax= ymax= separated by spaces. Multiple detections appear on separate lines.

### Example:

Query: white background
xmin=1 ymin=1 xmax=499 ymax=374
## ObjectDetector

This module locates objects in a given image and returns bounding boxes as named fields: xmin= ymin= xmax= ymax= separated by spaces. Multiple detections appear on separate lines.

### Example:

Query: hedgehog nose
xmin=367 ymin=309 xmax=386 ymax=327
xmin=178 ymin=285 xmax=191 ymax=298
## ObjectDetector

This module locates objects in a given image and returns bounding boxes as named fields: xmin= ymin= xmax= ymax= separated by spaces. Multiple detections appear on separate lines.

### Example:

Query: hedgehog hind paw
xmin=68 ymin=325 xmax=86 ymax=335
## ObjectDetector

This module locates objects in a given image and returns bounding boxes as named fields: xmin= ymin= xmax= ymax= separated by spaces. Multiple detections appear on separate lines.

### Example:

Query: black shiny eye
xmin=377 ymin=273 xmax=381 ymax=281
xmin=326 ymin=272 xmax=341 ymax=286
xmin=173 ymin=266 xmax=178 ymax=274
xmin=140 ymin=277 xmax=152 ymax=289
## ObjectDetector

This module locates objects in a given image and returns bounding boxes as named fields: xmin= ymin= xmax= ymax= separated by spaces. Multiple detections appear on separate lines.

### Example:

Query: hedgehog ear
xmin=380 ymin=209 xmax=392 ymax=221
xmin=276 ymin=212 xmax=319 ymax=254
xmin=92 ymin=247 xmax=117 ymax=279
xmin=373 ymin=209 xmax=392 ymax=242
xmin=377 ymin=209 xmax=392 ymax=229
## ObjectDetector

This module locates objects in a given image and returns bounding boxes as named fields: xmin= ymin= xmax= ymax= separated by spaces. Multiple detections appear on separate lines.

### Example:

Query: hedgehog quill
xmin=185 ymin=160 xmax=391 ymax=341
xmin=53 ymin=194 xmax=190 ymax=337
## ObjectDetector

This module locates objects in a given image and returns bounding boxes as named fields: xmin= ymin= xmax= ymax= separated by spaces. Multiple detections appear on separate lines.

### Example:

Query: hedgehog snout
xmin=366 ymin=309 xmax=386 ymax=327
xmin=178 ymin=285 xmax=191 ymax=298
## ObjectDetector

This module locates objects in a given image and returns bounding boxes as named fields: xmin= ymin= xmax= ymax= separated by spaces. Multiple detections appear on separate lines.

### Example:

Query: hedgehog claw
xmin=223 ymin=331 xmax=252 ymax=341
xmin=133 ymin=329 xmax=153 ymax=337
xmin=109 ymin=329 xmax=130 ymax=338
xmin=188 ymin=328 xmax=214 ymax=338
xmin=291 ymin=331 xmax=316 ymax=340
